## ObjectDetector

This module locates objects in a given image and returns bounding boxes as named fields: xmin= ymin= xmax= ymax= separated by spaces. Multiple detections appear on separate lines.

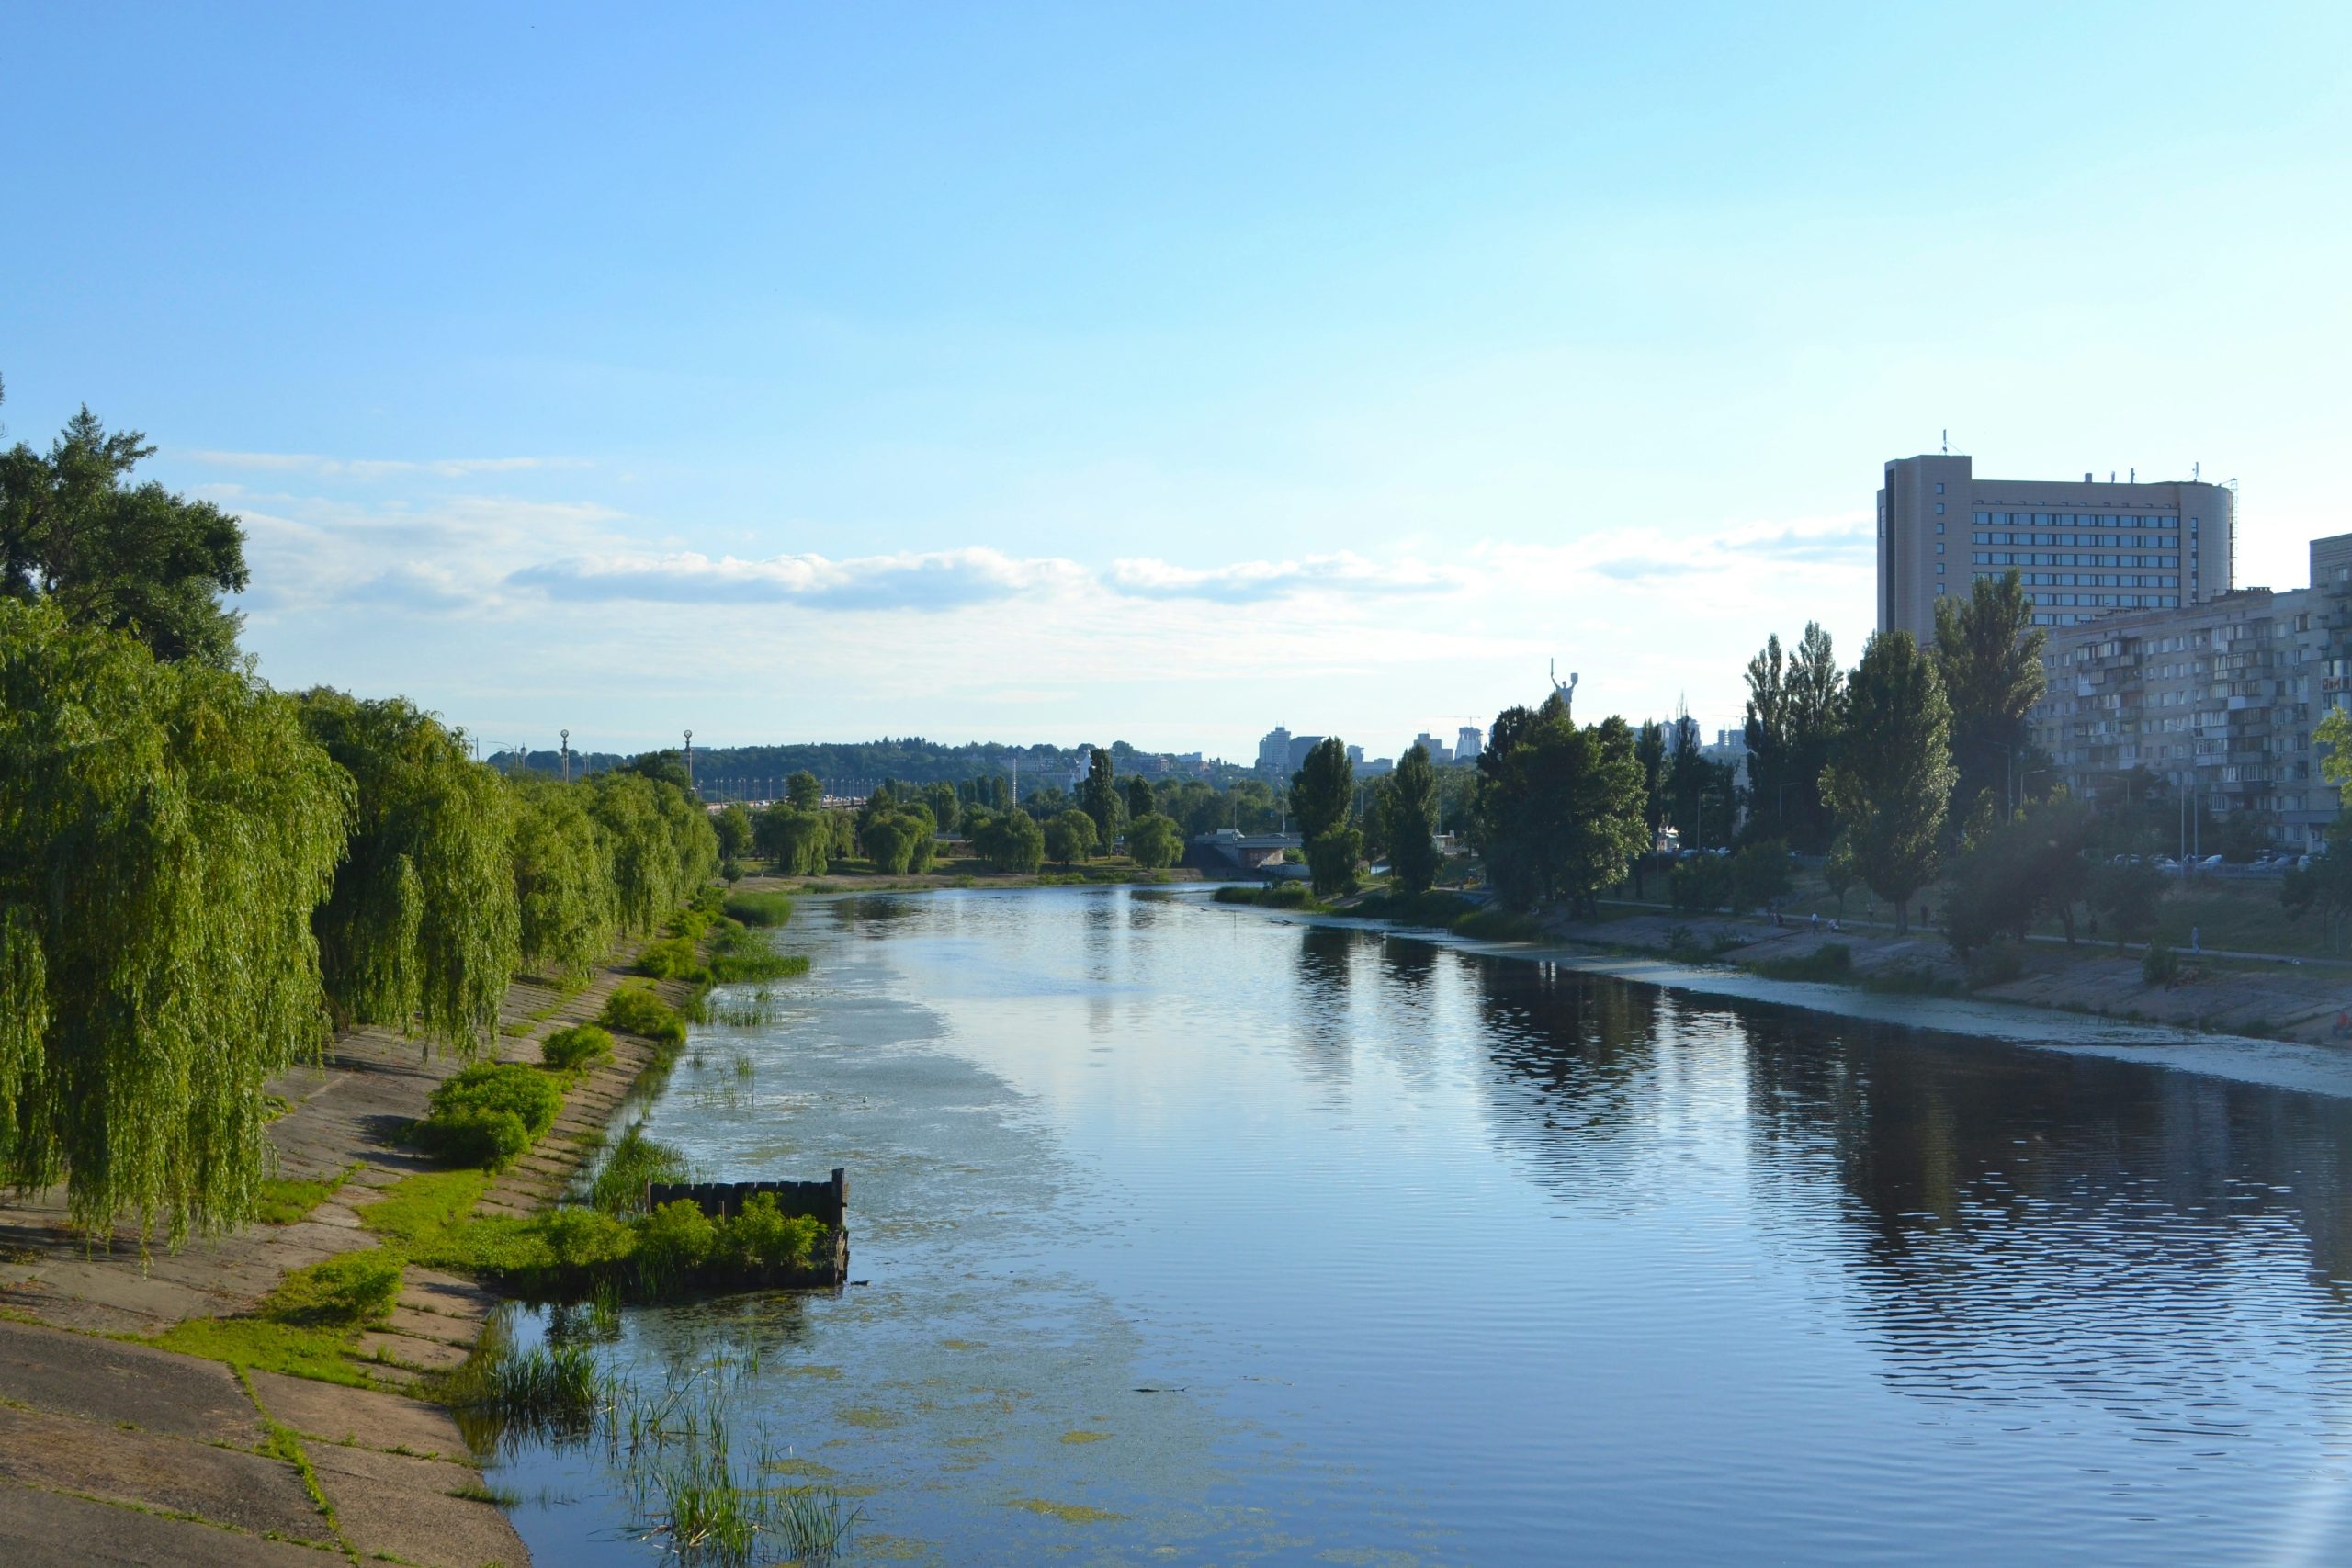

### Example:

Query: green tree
xmin=1290 ymin=738 xmax=1353 ymax=840
xmin=1823 ymin=830 xmax=1859 ymax=914
xmin=1728 ymin=839 xmax=1793 ymax=915
xmin=300 ymin=691 xmax=521 ymax=1050
xmin=714 ymin=803 xmax=754 ymax=862
xmin=1819 ymin=632 xmax=1956 ymax=933
xmin=1742 ymin=633 xmax=1794 ymax=840
xmin=1943 ymin=795 xmax=2093 ymax=953
xmin=0 ymin=402 xmax=249 ymax=666
xmin=1126 ymin=813 xmax=1183 ymax=869
xmin=1080 ymin=748 xmax=1119 ymax=846
xmin=1124 ymin=774 xmax=1156 ymax=823
xmin=974 ymin=809 xmax=1045 ymax=874
xmin=1045 ymin=808 xmax=1098 ymax=868
xmin=0 ymin=604 xmax=349 ymax=1242
xmin=786 ymin=770 xmax=822 ymax=809
xmin=2092 ymin=859 xmax=2165 ymax=950
xmin=1666 ymin=710 xmax=1713 ymax=849
xmin=1633 ymin=720 xmax=1668 ymax=850
xmin=1386 ymin=743 xmax=1442 ymax=894
xmin=1933 ymin=570 xmax=2047 ymax=826
xmin=1782 ymin=622 xmax=1844 ymax=852
xmin=1475 ymin=698 xmax=1647 ymax=912
xmin=923 ymin=780 xmax=960 ymax=835
xmin=507 ymin=776 xmax=617 ymax=981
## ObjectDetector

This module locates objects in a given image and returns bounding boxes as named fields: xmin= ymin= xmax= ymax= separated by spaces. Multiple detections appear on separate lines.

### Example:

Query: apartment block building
xmin=1879 ymin=454 xmax=2233 ymax=641
xmin=2032 ymin=534 xmax=2352 ymax=850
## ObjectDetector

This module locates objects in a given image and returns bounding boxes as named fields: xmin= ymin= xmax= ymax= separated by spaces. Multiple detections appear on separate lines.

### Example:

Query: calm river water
xmin=492 ymin=886 xmax=2352 ymax=1565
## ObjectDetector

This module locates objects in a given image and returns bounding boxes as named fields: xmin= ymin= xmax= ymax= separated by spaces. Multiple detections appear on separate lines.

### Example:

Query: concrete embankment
xmin=0 ymin=940 xmax=695 ymax=1567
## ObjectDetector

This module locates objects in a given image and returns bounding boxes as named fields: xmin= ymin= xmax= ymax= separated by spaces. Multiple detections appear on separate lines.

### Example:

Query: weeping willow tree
xmin=587 ymin=769 xmax=718 ymax=934
xmin=299 ymin=691 xmax=519 ymax=1051
xmin=0 ymin=604 xmax=348 ymax=1242
xmin=508 ymin=774 xmax=617 ymax=980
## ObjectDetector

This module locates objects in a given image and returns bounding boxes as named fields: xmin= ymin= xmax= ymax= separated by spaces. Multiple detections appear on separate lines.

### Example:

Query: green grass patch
xmin=1450 ymin=905 xmax=1544 ymax=941
xmin=360 ymin=1168 xmax=493 ymax=1247
xmin=637 ymin=934 xmax=711 ymax=984
xmin=590 ymin=1125 xmax=692 ymax=1215
xmin=1008 ymin=1497 xmax=1127 ymax=1524
xmin=254 ymin=1163 xmax=359 ymax=1225
xmin=1335 ymin=887 xmax=1477 ymax=927
xmin=152 ymin=1246 xmax=404 ymax=1386
xmin=722 ymin=890 xmax=794 ymax=927
xmin=707 ymin=920 xmax=810 ymax=985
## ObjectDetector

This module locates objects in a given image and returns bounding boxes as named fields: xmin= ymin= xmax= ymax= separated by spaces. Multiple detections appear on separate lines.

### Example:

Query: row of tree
xmin=0 ymin=394 xmax=715 ymax=1245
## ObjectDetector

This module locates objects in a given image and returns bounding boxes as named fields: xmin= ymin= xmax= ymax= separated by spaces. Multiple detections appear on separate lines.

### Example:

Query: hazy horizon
xmin=6 ymin=3 xmax=2344 ymax=759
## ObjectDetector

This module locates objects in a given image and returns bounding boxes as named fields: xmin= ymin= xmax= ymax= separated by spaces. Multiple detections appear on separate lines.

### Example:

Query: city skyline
xmin=6 ymin=6 xmax=2346 ymax=759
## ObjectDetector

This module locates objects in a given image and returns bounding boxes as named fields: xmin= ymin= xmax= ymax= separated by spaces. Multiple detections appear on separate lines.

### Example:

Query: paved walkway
xmin=0 ymin=940 xmax=690 ymax=1566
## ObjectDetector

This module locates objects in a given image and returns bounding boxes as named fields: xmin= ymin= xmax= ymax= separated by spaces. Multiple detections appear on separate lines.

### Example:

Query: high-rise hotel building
xmin=1876 ymin=454 xmax=2234 ymax=640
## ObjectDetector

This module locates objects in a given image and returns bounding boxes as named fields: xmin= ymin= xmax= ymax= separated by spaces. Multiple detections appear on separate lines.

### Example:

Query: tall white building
xmin=1879 ymin=454 xmax=2233 ymax=642
xmin=1455 ymin=726 xmax=1484 ymax=764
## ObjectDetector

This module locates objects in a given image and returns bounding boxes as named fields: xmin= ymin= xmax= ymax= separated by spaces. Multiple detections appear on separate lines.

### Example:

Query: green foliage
xmin=1475 ymin=700 xmax=1648 ymax=913
xmin=506 ymin=775 xmax=618 ymax=981
xmin=357 ymin=1167 xmax=492 ymax=1247
xmin=1728 ymin=839 xmax=1794 ymax=914
xmin=600 ymin=984 xmax=687 ymax=1050
xmin=254 ymin=1166 xmax=356 ymax=1224
xmin=1740 ymin=622 xmax=1844 ymax=852
xmin=1289 ymin=738 xmax=1354 ymax=840
xmin=1668 ymin=854 xmax=1733 ymax=912
xmin=0 ymin=402 xmax=250 ymax=665
xmin=270 ymin=1247 xmax=404 ymax=1326
xmin=1080 ymin=748 xmax=1121 ymax=847
xmin=638 ymin=935 xmax=711 ymax=983
xmin=542 ymin=1023 xmax=616 ymax=1075
xmin=723 ymin=890 xmax=794 ymax=926
xmin=1819 ymin=631 xmax=1956 ymax=932
xmin=300 ymin=690 xmax=520 ymax=1051
xmin=717 ymin=1192 xmax=824 ymax=1271
xmin=1934 ymin=570 xmax=2048 ymax=825
xmin=588 ymin=769 xmax=718 ymax=935
xmin=0 ymin=602 xmax=349 ymax=1243
xmin=1212 ymin=881 xmax=1324 ymax=910
xmin=1306 ymin=826 xmax=1363 ymax=897
xmin=786 ymin=770 xmax=823 ymax=809
xmin=414 ymin=1062 xmax=562 ymax=1169
xmin=753 ymin=803 xmax=834 ymax=876
xmin=923 ymin=780 xmax=960 ymax=834
xmin=1045 ymin=807 xmax=1099 ymax=867
xmin=707 ymin=920 xmax=808 ymax=984
xmin=636 ymin=1198 xmax=719 ymax=1287
xmin=1123 ymin=774 xmax=1156 ymax=822
xmin=2142 ymin=941 xmax=2180 ymax=986
xmin=1125 ymin=812 xmax=1183 ymax=869
xmin=1385 ymin=743 xmax=1442 ymax=894
xmin=713 ymin=803 xmax=754 ymax=861
xmin=974 ymin=808 xmax=1046 ymax=873
xmin=1824 ymin=831 xmax=1860 ymax=911
xmin=1943 ymin=797 xmax=2094 ymax=953
xmin=2091 ymin=860 xmax=2165 ymax=946
xmin=591 ymin=1125 xmax=691 ymax=1215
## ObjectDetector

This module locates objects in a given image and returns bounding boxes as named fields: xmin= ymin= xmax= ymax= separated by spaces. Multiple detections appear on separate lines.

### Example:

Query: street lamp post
xmin=560 ymin=728 xmax=571 ymax=784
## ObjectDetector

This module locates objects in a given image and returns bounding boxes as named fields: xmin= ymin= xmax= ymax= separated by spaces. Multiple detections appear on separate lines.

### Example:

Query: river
xmin=487 ymin=886 xmax=2352 ymax=1564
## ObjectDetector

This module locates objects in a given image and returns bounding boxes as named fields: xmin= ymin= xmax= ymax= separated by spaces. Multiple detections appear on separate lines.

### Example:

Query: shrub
xmin=1668 ymin=855 xmax=1733 ymax=912
xmin=638 ymin=935 xmax=709 ymax=982
xmin=1965 ymin=941 xmax=2025 ymax=988
xmin=413 ymin=1108 xmax=532 ymax=1169
xmin=722 ymin=891 xmax=794 ymax=927
xmin=707 ymin=919 xmax=808 ymax=984
xmin=541 ymin=1024 xmax=615 ymax=1075
xmin=414 ymin=1062 xmax=563 ymax=1168
xmin=600 ymin=985 xmax=686 ymax=1050
xmin=2143 ymin=941 xmax=2180 ymax=987
xmin=540 ymin=1206 xmax=638 ymax=1274
xmin=268 ymin=1248 xmax=403 ymax=1327
xmin=717 ymin=1192 xmax=824 ymax=1271
xmin=635 ymin=1198 xmax=718 ymax=1290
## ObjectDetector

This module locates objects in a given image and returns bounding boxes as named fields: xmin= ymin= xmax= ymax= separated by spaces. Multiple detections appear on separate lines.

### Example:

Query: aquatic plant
xmin=721 ymin=890 xmax=794 ymax=927
xmin=601 ymin=983 xmax=688 ymax=1050
xmin=590 ymin=1124 xmax=692 ymax=1215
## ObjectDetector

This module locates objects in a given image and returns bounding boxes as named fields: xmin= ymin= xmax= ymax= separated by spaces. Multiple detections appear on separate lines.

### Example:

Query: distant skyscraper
xmin=1257 ymin=727 xmax=1292 ymax=774
xmin=1878 ymin=452 xmax=2233 ymax=641
xmin=1285 ymin=734 xmax=1324 ymax=773
xmin=1455 ymin=726 xmax=1483 ymax=763
xmin=1345 ymin=743 xmax=1364 ymax=765
xmin=1411 ymin=732 xmax=1453 ymax=765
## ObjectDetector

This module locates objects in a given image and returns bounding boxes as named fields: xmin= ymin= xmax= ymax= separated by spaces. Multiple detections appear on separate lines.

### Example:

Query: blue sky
xmin=5 ymin=3 xmax=2346 ymax=761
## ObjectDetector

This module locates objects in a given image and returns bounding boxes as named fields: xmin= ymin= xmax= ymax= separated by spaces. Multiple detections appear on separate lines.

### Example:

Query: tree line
xmin=0 ymin=390 xmax=716 ymax=1245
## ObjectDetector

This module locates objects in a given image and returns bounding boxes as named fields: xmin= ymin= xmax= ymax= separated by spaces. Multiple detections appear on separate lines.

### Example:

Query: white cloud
xmin=504 ymin=547 xmax=1091 ymax=611
xmin=1103 ymin=551 xmax=1469 ymax=604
